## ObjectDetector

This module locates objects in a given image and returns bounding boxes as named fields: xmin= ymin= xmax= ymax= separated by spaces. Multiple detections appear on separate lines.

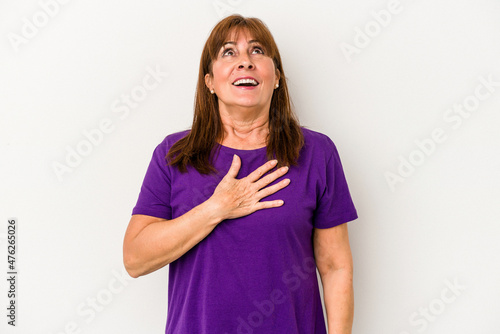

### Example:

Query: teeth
xmin=233 ymin=78 xmax=258 ymax=86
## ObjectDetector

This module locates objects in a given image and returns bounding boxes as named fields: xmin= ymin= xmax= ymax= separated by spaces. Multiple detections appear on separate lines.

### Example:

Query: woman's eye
xmin=222 ymin=49 xmax=235 ymax=56
xmin=252 ymin=47 xmax=264 ymax=54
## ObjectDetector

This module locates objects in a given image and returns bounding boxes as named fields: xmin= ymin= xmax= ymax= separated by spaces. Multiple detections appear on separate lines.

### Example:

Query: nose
xmin=237 ymin=54 xmax=254 ymax=70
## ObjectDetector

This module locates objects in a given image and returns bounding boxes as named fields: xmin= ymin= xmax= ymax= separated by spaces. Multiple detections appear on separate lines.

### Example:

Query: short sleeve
xmin=313 ymin=139 xmax=358 ymax=229
xmin=132 ymin=140 xmax=172 ymax=220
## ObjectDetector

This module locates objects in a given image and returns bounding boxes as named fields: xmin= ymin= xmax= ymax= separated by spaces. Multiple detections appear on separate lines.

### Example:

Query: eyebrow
xmin=222 ymin=40 xmax=260 ymax=47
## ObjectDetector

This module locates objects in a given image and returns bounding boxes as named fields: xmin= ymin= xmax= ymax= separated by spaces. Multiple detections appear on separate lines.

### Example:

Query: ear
xmin=275 ymin=68 xmax=281 ymax=86
xmin=205 ymin=73 xmax=213 ymax=91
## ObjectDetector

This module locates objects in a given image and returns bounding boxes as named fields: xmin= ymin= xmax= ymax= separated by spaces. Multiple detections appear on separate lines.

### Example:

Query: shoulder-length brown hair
xmin=167 ymin=14 xmax=304 ymax=174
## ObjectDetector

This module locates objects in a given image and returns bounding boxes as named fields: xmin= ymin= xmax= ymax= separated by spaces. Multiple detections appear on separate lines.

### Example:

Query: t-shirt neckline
xmin=215 ymin=142 xmax=267 ymax=154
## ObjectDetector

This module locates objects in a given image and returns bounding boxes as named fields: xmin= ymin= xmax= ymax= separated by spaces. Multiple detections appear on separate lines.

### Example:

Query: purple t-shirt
xmin=132 ymin=127 xmax=358 ymax=334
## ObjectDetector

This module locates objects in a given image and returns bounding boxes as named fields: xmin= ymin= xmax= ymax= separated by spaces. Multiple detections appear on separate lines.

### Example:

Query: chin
xmin=229 ymin=98 xmax=260 ymax=107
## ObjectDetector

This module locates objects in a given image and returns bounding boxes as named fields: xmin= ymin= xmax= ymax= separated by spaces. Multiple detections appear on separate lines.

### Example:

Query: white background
xmin=1 ymin=0 xmax=499 ymax=333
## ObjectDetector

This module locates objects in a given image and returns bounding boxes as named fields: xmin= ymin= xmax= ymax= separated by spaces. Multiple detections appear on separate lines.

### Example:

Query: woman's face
xmin=205 ymin=29 xmax=280 ymax=115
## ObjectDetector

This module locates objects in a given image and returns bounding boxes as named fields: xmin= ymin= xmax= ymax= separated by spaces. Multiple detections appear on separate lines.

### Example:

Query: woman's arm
xmin=123 ymin=155 xmax=290 ymax=278
xmin=123 ymin=203 xmax=221 ymax=278
xmin=313 ymin=223 xmax=354 ymax=334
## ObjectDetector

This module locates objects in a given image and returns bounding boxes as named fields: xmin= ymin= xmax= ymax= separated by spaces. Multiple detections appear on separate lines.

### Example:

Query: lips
xmin=232 ymin=77 xmax=259 ymax=86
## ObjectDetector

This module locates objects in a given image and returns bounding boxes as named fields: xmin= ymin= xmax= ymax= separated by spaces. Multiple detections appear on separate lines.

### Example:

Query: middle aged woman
xmin=123 ymin=14 xmax=358 ymax=334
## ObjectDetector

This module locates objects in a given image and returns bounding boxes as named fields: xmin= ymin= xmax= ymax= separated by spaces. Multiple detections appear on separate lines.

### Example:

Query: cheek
xmin=261 ymin=62 xmax=278 ymax=81
xmin=212 ymin=64 xmax=233 ymax=84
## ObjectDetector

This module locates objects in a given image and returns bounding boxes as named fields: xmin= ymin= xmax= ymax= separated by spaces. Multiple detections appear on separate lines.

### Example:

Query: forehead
xmin=222 ymin=28 xmax=257 ymax=45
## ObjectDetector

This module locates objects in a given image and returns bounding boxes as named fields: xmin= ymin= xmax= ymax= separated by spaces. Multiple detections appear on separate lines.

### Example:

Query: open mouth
xmin=232 ymin=78 xmax=259 ymax=87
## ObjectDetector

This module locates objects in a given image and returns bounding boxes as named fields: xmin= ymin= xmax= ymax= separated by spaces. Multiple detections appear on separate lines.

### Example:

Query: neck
xmin=218 ymin=105 xmax=270 ymax=150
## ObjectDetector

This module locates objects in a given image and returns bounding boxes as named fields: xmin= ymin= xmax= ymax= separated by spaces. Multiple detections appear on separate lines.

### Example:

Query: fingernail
xmin=271 ymin=159 xmax=278 ymax=165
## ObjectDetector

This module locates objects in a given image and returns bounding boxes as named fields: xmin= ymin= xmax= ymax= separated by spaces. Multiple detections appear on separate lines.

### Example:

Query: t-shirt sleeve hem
xmin=314 ymin=210 xmax=358 ymax=229
xmin=131 ymin=207 xmax=171 ymax=220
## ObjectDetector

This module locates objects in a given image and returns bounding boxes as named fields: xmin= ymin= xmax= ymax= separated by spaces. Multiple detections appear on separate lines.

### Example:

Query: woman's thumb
xmin=227 ymin=154 xmax=241 ymax=178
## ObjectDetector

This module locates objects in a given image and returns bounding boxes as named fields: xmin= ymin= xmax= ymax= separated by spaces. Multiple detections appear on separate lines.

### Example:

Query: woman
xmin=123 ymin=14 xmax=358 ymax=334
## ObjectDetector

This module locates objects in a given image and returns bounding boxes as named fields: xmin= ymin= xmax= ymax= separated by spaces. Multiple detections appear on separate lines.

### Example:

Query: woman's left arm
xmin=313 ymin=223 xmax=354 ymax=334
